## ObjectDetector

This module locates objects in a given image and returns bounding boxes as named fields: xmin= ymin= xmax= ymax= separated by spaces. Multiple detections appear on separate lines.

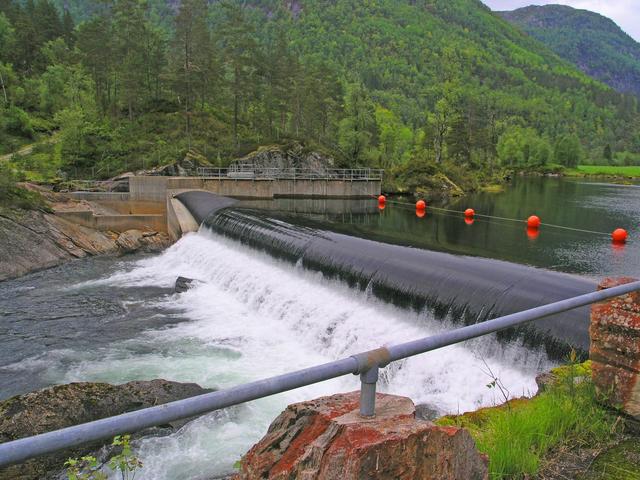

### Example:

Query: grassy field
xmin=567 ymin=165 xmax=640 ymax=178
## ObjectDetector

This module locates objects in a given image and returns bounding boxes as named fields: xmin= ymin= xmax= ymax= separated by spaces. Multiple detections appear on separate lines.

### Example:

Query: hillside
xmin=1 ymin=0 xmax=640 ymax=192
xmin=500 ymin=4 xmax=640 ymax=97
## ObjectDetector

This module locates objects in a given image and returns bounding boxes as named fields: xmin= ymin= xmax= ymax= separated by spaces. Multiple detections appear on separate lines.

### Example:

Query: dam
xmin=173 ymin=189 xmax=596 ymax=356
xmin=65 ymin=169 xmax=382 ymax=240
xmin=2 ymin=177 xmax=638 ymax=479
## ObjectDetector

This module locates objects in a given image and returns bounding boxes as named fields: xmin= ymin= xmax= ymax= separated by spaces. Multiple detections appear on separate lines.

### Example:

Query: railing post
xmin=359 ymin=365 xmax=379 ymax=417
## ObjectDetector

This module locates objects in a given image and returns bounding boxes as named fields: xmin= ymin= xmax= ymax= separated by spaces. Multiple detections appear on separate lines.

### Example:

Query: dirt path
xmin=0 ymin=133 xmax=59 ymax=162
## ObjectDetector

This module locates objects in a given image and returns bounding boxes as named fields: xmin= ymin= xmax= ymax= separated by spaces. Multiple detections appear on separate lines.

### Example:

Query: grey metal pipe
xmin=0 ymin=357 xmax=358 ymax=468
xmin=359 ymin=366 xmax=379 ymax=417
xmin=1 ymin=280 xmax=639 ymax=468
xmin=386 ymin=280 xmax=640 ymax=362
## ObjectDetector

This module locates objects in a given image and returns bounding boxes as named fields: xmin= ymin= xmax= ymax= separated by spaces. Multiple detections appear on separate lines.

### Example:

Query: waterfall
xmin=202 ymin=206 xmax=596 ymax=356
xmin=60 ymin=230 xmax=552 ymax=479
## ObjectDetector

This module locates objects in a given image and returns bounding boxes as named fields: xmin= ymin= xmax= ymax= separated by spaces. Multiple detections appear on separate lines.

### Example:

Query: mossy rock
xmin=0 ymin=380 xmax=213 ymax=480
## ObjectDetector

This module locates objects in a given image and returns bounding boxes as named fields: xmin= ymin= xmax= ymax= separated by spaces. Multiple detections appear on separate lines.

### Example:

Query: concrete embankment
xmin=63 ymin=174 xmax=380 ymax=242
xmin=0 ymin=208 xmax=170 ymax=282
xmin=0 ymin=186 xmax=174 ymax=281
xmin=129 ymin=175 xmax=381 ymax=202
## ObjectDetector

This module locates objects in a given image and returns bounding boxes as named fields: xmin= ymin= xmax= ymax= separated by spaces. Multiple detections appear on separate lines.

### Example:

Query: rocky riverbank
xmin=0 ymin=186 xmax=171 ymax=282
xmin=0 ymin=380 xmax=212 ymax=480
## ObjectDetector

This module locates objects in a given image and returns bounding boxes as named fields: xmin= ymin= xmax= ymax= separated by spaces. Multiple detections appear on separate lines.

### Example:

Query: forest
xmin=1 ymin=0 xmax=640 ymax=190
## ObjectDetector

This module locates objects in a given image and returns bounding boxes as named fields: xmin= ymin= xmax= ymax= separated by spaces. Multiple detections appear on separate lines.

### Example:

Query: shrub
xmin=65 ymin=435 xmax=142 ymax=480
xmin=0 ymin=164 xmax=48 ymax=210
xmin=2 ymin=106 xmax=34 ymax=138
xmin=438 ymin=361 xmax=619 ymax=479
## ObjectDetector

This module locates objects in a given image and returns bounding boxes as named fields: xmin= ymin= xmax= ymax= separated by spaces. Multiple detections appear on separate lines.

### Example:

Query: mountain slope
xmin=4 ymin=0 xmax=639 ymax=177
xmin=500 ymin=4 xmax=640 ymax=97
xmin=244 ymin=0 xmax=637 ymax=157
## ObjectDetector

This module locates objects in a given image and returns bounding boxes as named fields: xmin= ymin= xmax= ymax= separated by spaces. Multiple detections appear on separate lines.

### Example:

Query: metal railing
xmin=194 ymin=167 xmax=384 ymax=181
xmin=1 ymin=280 xmax=639 ymax=468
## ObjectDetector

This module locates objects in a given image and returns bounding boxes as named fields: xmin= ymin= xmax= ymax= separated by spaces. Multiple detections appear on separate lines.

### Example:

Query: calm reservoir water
xmin=0 ymin=177 xmax=638 ymax=479
xmin=243 ymin=177 xmax=640 ymax=278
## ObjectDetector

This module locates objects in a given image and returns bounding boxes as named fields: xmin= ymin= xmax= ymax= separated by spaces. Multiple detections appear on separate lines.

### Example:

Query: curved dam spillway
xmin=176 ymin=191 xmax=597 ymax=356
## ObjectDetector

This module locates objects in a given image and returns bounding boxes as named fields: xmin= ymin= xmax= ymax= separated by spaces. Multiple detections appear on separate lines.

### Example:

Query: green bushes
xmin=1 ymin=106 xmax=34 ymax=138
xmin=0 ymin=164 xmax=48 ymax=210
xmin=497 ymin=126 xmax=552 ymax=167
xmin=65 ymin=435 xmax=142 ymax=480
xmin=439 ymin=362 xmax=619 ymax=479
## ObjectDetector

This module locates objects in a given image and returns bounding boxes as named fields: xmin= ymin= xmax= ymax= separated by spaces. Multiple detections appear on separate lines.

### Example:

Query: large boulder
xmin=235 ymin=391 xmax=488 ymax=480
xmin=232 ymin=142 xmax=334 ymax=174
xmin=0 ymin=379 xmax=212 ymax=480
xmin=116 ymin=229 xmax=170 ymax=253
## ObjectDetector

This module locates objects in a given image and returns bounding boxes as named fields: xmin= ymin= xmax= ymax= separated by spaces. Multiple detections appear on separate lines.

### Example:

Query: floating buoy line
xmin=375 ymin=195 xmax=629 ymax=244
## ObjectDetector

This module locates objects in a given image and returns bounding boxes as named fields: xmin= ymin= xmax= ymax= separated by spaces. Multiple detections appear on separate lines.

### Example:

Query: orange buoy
xmin=378 ymin=195 xmax=386 ymax=204
xmin=527 ymin=215 xmax=541 ymax=229
xmin=464 ymin=208 xmax=475 ymax=218
xmin=464 ymin=217 xmax=474 ymax=225
xmin=416 ymin=208 xmax=426 ymax=218
xmin=612 ymin=228 xmax=628 ymax=243
xmin=416 ymin=200 xmax=426 ymax=210
xmin=527 ymin=226 xmax=540 ymax=240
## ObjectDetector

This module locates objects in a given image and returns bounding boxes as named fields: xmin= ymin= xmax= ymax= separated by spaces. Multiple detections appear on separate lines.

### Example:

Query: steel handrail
xmin=194 ymin=167 xmax=384 ymax=181
xmin=1 ymin=280 xmax=639 ymax=467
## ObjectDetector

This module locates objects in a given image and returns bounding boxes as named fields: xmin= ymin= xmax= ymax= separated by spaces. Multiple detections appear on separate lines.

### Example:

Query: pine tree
xmin=61 ymin=8 xmax=75 ymax=46
xmin=77 ymin=13 xmax=115 ymax=113
xmin=173 ymin=0 xmax=212 ymax=145
xmin=219 ymin=3 xmax=258 ymax=146
xmin=603 ymin=144 xmax=613 ymax=164
xmin=112 ymin=0 xmax=153 ymax=120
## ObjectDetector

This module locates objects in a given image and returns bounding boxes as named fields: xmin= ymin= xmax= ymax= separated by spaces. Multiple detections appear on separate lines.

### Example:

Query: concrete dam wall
xmin=130 ymin=176 xmax=382 ymax=202
xmin=175 ymin=190 xmax=596 ymax=357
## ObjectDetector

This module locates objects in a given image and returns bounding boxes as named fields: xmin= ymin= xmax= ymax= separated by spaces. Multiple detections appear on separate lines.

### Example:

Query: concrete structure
xmin=55 ymin=210 xmax=166 ymax=233
xmin=128 ymin=175 xmax=381 ymax=202
xmin=167 ymin=195 xmax=199 ymax=241
xmin=64 ymin=175 xmax=381 ymax=241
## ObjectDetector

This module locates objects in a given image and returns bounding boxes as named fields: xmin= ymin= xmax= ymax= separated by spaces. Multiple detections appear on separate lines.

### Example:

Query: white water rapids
xmin=54 ymin=229 xmax=551 ymax=479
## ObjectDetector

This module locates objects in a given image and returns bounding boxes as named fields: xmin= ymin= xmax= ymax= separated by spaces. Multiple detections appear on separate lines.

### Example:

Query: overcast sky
xmin=481 ymin=1 xmax=640 ymax=41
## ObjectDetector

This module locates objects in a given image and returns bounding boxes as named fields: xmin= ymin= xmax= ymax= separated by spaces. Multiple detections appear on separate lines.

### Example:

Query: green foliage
xmin=65 ymin=435 xmax=142 ymax=480
xmin=438 ymin=361 xmax=619 ymax=479
xmin=375 ymin=106 xmax=413 ymax=167
xmin=1 ymin=105 xmax=34 ymax=138
xmin=65 ymin=456 xmax=107 ymax=480
xmin=501 ymin=5 xmax=640 ymax=97
xmin=497 ymin=126 xmax=551 ymax=167
xmin=338 ymin=84 xmax=378 ymax=164
xmin=108 ymin=435 xmax=143 ymax=480
xmin=569 ymin=165 xmax=640 ymax=178
xmin=0 ymin=13 xmax=15 ymax=63
xmin=1 ymin=0 xmax=640 ymax=188
xmin=603 ymin=144 xmax=613 ymax=164
xmin=554 ymin=133 xmax=583 ymax=167
xmin=0 ymin=164 xmax=48 ymax=210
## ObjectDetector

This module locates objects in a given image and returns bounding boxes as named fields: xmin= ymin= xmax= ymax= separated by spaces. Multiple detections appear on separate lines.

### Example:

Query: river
xmin=0 ymin=177 xmax=637 ymax=479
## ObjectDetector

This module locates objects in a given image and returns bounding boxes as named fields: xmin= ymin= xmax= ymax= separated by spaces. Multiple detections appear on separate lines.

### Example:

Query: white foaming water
xmin=60 ymin=229 xmax=551 ymax=479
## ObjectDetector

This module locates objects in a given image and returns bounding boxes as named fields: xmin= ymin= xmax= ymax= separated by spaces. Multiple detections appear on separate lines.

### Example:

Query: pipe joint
xmin=350 ymin=347 xmax=391 ymax=374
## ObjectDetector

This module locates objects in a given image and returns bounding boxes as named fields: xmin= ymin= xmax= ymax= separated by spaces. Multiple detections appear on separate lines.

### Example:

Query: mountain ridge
xmin=499 ymin=4 xmax=640 ymax=97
